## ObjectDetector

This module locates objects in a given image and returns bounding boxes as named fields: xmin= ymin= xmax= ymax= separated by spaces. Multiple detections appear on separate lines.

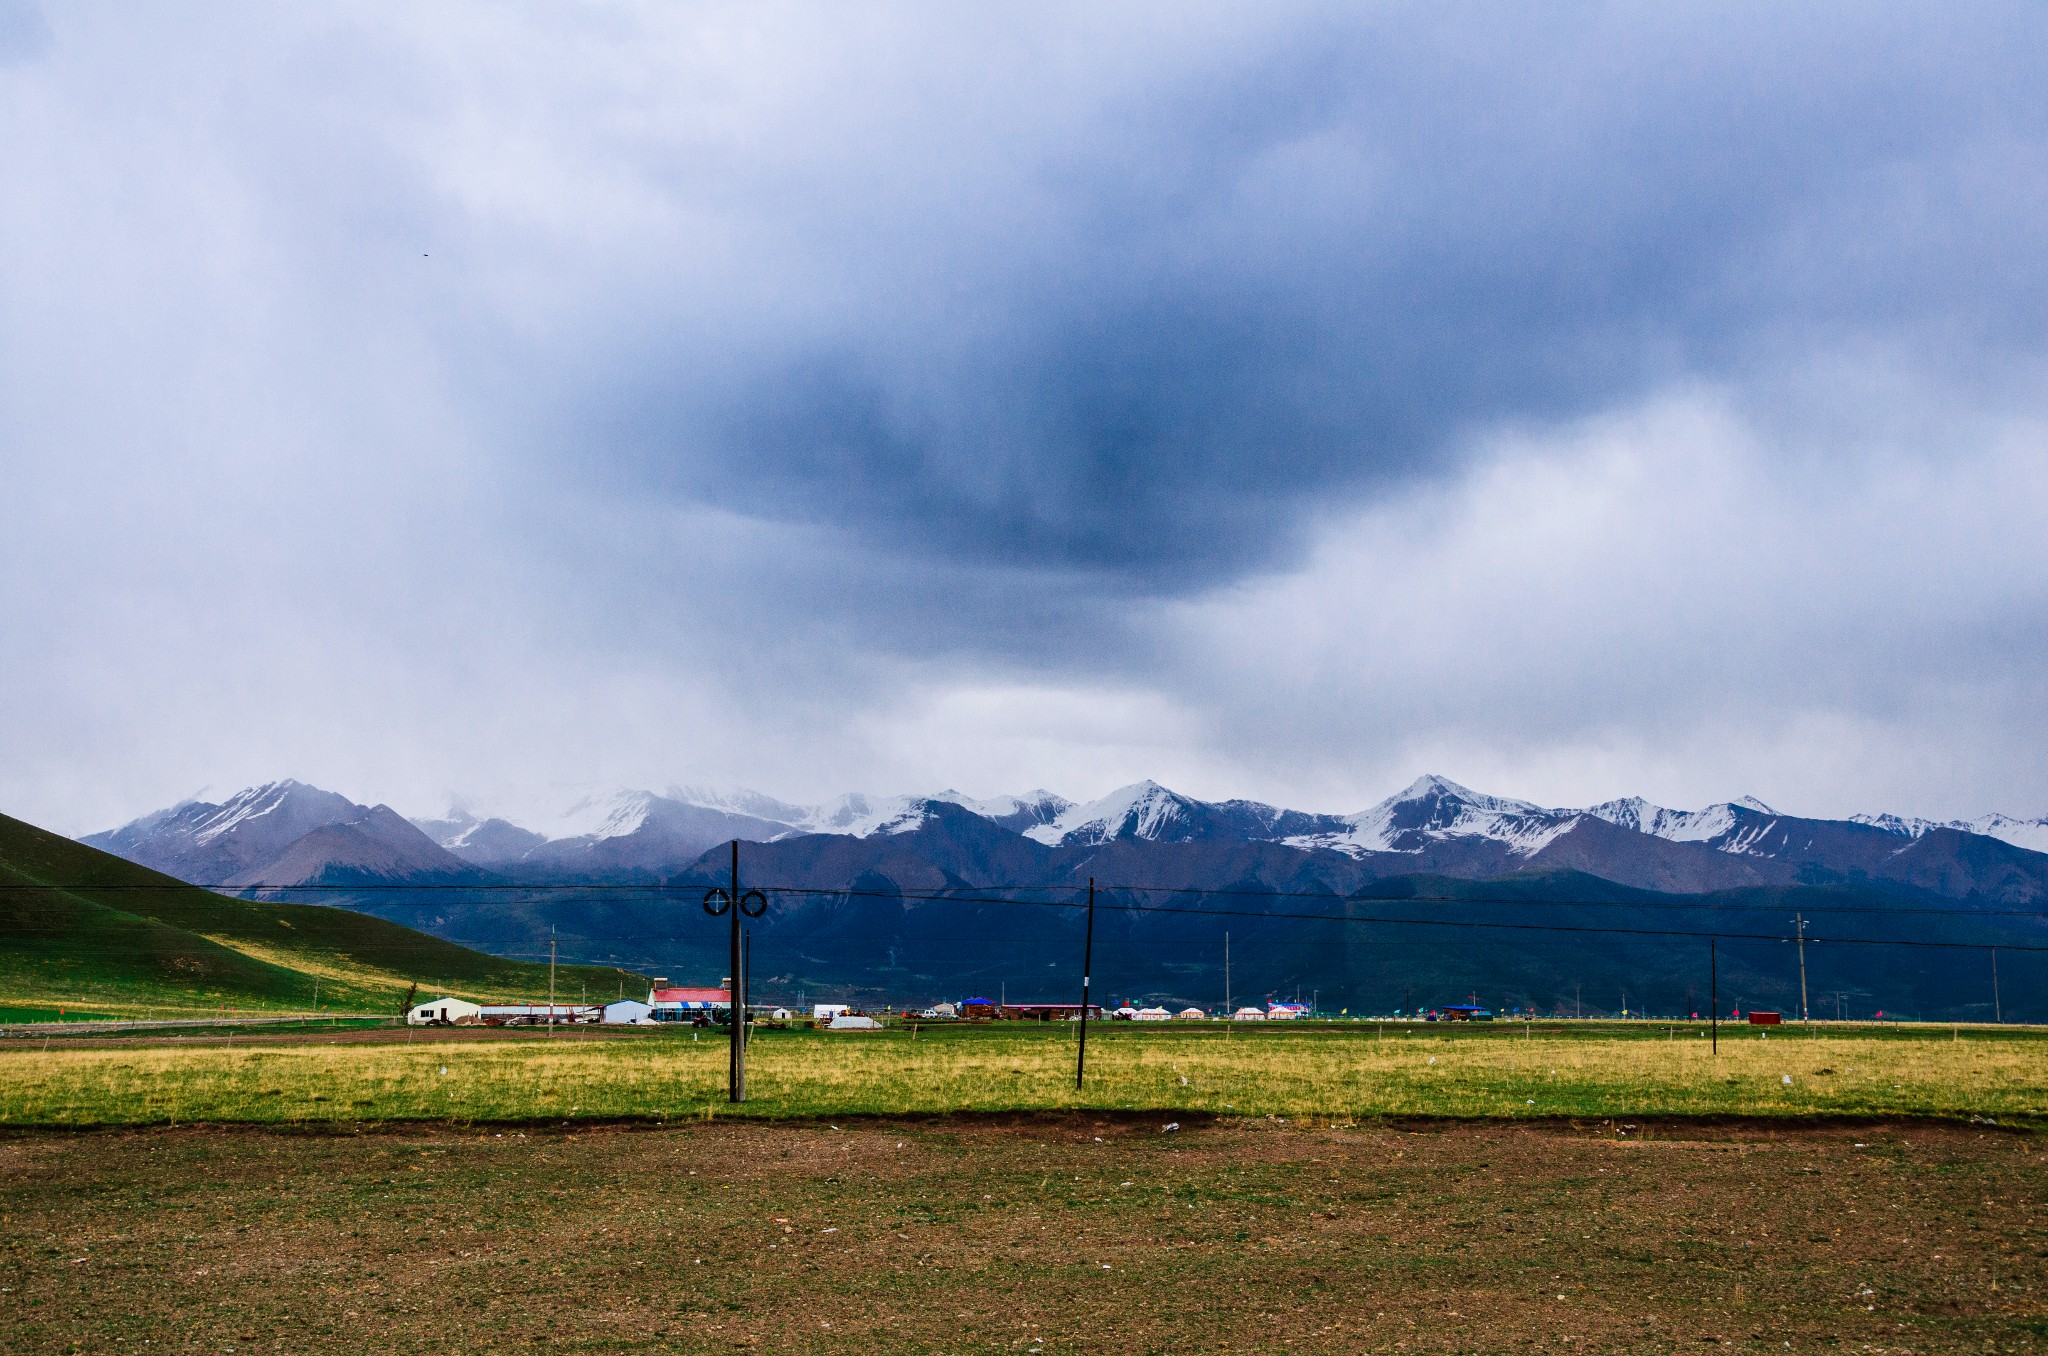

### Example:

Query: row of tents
xmin=1116 ymin=1003 xmax=1314 ymax=1021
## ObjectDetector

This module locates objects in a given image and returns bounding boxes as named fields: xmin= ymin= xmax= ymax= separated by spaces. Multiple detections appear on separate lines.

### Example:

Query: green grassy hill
xmin=0 ymin=811 xmax=645 ymax=1017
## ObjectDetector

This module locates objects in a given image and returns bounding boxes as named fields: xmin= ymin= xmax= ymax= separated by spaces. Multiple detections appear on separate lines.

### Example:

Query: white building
xmin=826 ymin=1013 xmax=881 ymax=1030
xmin=478 ymin=1004 xmax=601 ymax=1026
xmin=407 ymin=997 xmax=482 ymax=1026
xmin=602 ymin=999 xmax=656 ymax=1025
xmin=813 ymin=1003 xmax=851 ymax=1022
xmin=1134 ymin=1006 xmax=1172 ymax=1022
xmin=1231 ymin=1006 xmax=1267 ymax=1021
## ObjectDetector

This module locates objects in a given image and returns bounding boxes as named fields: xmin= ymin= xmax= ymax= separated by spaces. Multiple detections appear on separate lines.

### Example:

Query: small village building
xmin=1111 ymin=1005 xmax=1141 ymax=1020
xmin=1231 ymin=1006 xmax=1267 ymax=1021
xmin=407 ymin=997 xmax=483 ymax=1026
xmin=1001 ymin=1002 xmax=1099 ymax=1021
xmin=1177 ymin=1007 xmax=1208 ymax=1020
xmin=1439 ymin=1004 xmax=1494 ymax=1022
xmin=479 ymin=1004 xmax=600 ymax=1026
xmin=602 ymin=999 xmax=655 ymax=1025
xmin=1267 ymin=1002 xmax=1309 ymax=1020
xmin=1134 ymin=1006 xmax=1172 ymax=1021
xmin=652 ymin=987 xmax=732 ymax=1023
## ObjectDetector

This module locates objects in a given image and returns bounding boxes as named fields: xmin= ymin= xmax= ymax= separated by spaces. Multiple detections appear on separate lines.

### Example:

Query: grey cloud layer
xmin=3 ymin=2 xmax=2047 ymax=831
xmin=572 ymin=4 xmax=2048 ymax=588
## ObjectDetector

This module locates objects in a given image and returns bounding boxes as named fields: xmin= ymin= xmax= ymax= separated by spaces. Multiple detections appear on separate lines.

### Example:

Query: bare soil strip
xmin=1 ymin=1117 xmax=2040 ymax=1354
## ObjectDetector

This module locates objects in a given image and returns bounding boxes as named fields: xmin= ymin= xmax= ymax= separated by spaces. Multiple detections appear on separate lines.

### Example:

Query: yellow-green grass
xmin=1 ymin=1025 xmax=2043 ymax=1126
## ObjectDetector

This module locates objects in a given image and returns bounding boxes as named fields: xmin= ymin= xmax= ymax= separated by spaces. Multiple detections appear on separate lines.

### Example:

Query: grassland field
xmin=1 ymin=1019 xmax=2042 ymax=1127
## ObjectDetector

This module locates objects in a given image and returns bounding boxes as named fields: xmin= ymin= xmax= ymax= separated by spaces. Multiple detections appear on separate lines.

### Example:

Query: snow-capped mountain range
xmin=82 ymin=781 xmax=477 ymax=889
xmin=78 ymin=774 xmax=2048 ymax=903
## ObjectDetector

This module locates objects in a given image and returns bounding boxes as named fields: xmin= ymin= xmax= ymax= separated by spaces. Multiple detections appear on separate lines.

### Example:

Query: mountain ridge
xmin=81 ymin=774 xmax=2048 ymax=905
xmin=64 ymin=779 xmax=2048 ymax=1021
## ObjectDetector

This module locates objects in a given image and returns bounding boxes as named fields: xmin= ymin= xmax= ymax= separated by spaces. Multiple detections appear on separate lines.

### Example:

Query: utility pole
xmin=728 ymin=843 xmax=742 ymax=1096
xmin=1224 ymin=931 xmax=1231 ymax=1015
xmin=702 ymin=840 xmax=767 ymax=1103
xmin=548 ymin=927 xmax=557 ymax=1037
xmin=1794 ymin=913 xmax=1810 ymax=1024
xmin=1709 ymin=937 xmax=1718 ymax=1056
xmin=1992 ymin=947 xmax=2002 ymax=1024
xmin=1075 ymin=878 xmax=1097 ymax=1089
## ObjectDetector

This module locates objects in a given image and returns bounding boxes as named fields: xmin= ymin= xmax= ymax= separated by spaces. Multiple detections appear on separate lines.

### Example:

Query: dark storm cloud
xmin=582 ymin=4 xmax=2048 ymax=590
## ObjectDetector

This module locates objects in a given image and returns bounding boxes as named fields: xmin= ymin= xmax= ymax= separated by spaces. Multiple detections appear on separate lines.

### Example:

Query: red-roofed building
xmin=652 ymin=986 xmax=730 ymax=1004
xmin=650 ymin=986 xmax=732 ymax=1022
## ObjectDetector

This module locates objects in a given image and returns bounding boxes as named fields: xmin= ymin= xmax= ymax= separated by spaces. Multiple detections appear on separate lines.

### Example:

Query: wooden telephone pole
xmin=1794 ymin=913 xmax=1810 ymax=1024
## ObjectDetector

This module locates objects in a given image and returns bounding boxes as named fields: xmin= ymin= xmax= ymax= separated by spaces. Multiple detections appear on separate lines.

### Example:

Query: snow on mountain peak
xmin=1851 ymin=808 xmax=2048 ymax=853
xmin=1025 ymin=781 xmax=1193 ymax=846
xmin=1586 ymin=797 xmax=1738 ymax=844
xmin=785 ymin=792 xmax=934 ymax=838
xmin=1388 ymin=774 xmax=1540 ymax=815
xmin=663 ymin=784 xmax=811 ymax=825
xmin=1296 ymin=774 xmax=1569 ymax=856
xmin=538 ymin=788 xmax=661 ymax=842
xmin=188 ymin=780 xmax=360 ymax=847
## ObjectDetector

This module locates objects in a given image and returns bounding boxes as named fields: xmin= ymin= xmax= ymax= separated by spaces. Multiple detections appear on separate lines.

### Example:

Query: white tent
xmin=1111 ymin=1005 xmax=1141 ymax=1020
xmin=407 ymin=997 xmax=482 ymax=1026
xmin=827 ymin=1013 xmax=881 ymax=1030
xmin=1177 ymin=1007 xmax=1208 ymax=1020
xmin=1134 ymin=1006 xmax=1172 ymax=1021
xmin=1231 ymin=1006 xmax=1267 ymax=1021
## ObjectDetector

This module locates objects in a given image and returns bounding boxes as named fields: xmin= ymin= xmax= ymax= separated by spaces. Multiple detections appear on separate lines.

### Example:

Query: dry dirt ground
xmin=0 ymin=1116 xmax=2040 ymax=1355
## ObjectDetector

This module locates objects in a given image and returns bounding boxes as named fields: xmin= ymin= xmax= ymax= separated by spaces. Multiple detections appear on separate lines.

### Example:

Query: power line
xmin=10 ymin=880 xmax=2046 ymax=953
xmin=11 ymin=878 xmax=2046 ymax=922
xmin=226 ymin=880 xmax=2045 ymax=952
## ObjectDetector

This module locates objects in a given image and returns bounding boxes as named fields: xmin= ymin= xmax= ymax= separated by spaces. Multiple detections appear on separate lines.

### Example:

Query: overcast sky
xmin=4 ymin=2 xmax=2047 ymax=835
